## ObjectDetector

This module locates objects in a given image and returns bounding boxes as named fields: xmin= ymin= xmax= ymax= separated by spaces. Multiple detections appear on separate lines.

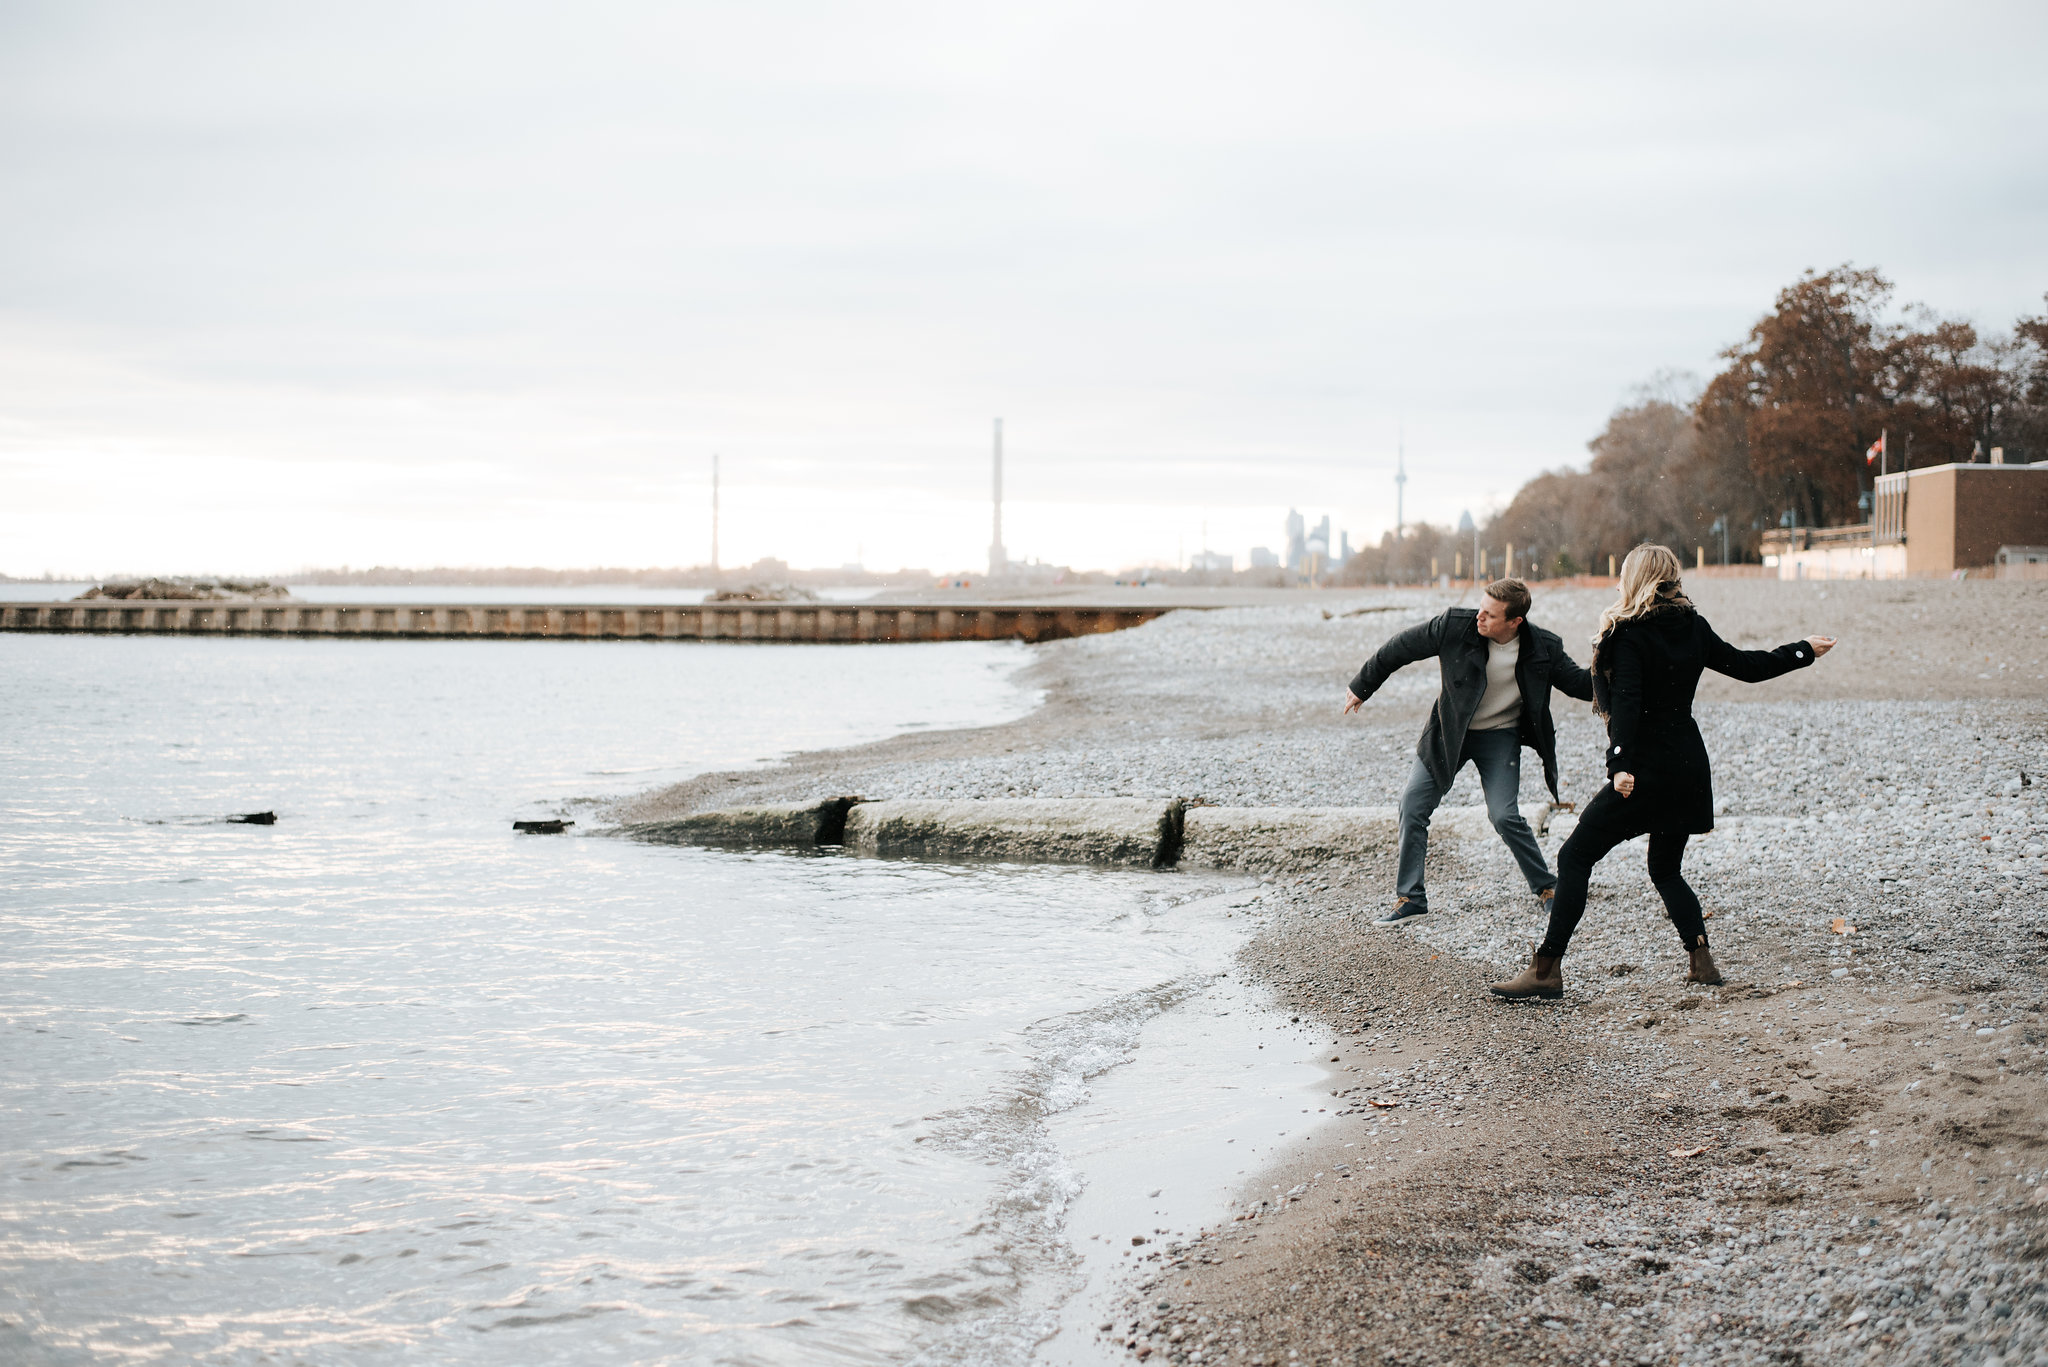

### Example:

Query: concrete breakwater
xmin=623 ymin=797 xmax=1555 ymax=870
xmin=0 ymin=599 xmax=1169 ymax=644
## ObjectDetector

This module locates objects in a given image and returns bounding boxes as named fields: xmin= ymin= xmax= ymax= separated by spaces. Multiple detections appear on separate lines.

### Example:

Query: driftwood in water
xmin=513 ymin=819 xmax=574 ymax=834
xmin=227 ymin=811 xmax=277 ymax=825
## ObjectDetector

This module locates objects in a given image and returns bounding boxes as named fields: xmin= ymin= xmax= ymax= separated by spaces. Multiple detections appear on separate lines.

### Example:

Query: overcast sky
xmin=3 ymin=1 xmax=2045 ymax=578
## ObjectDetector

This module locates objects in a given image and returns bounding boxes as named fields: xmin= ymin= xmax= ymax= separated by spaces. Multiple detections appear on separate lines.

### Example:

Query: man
xmin=1342 ymin=578 xmax=1593 ymax=926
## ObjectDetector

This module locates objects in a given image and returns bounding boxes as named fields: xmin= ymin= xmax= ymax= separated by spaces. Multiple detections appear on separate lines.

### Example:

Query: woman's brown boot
xmin=1687 ymin=943 xmax=1723 ymax=986
xmin=1489 ymin=947 xmax=1563 ymax=999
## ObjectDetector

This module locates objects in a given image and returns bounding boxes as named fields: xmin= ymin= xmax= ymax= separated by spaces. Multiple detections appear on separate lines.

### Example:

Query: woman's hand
xmin=1806 ymin=635 xmax=1837 ymax=657
xmin=1342 ymin=690 xmax=1363 ymax=715
xmin=1614 ymin=772 xmax=1636 ymax=798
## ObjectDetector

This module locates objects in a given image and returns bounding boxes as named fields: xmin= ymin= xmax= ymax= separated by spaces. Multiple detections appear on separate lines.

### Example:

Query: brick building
xmin=1764 ymin=460 xmax=2048 ymax=579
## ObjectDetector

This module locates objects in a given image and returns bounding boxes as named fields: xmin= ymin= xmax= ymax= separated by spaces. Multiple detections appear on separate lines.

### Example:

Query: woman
xmin=1490 ymin=544 xmax=1835 ymax=998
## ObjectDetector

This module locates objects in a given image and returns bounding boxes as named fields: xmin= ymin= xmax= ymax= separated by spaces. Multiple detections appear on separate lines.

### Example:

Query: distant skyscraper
xmin=988 ymin=419 xmax=1007 ymax=577
xmin=1284 ymin=508 xmax=1307 ymax=571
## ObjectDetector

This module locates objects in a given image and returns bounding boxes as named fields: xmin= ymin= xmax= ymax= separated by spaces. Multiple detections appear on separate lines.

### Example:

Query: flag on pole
xmin=1865 ymin=433 xmax=1886 ymax=465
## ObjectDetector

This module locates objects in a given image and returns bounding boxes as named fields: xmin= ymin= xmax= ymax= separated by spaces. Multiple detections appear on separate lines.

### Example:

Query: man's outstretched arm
xmin=1342 ymin=615 xmax=1443 ymax=713
xmin=1551 ymin=648 xmax=1594 ymax=702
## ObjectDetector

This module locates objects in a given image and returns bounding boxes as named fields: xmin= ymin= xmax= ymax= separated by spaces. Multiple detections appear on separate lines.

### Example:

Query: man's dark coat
xmin=1593 ymin=605 xmax=1816 ymax=833
xmin=1347 ymin=608 xmax=1593 ymax=802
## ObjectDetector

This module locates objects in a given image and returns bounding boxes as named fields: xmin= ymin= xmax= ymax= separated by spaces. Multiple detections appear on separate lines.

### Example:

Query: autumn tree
xmin=1453 ymin=274 xmax=2045 ymax=574
xmin=1697 ymin=266 xmax=1901 ymax=528
xmin=1485 ymin=469 xmax=1599 ymax=576
xmin=1981 ymin=294 xmax=2048 ymax=459
xmin=1339 ymin=522 xmax=1466 ymax=585
xmin=1486 ymin=381 xmax=1757 ymax=572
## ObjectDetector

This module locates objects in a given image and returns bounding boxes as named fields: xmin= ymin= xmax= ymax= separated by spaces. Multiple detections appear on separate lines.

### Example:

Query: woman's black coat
xmin=1596 ymin=605 xmax=1817 ymax=834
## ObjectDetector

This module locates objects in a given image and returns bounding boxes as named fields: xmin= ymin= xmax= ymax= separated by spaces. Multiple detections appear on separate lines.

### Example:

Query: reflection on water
xmin=0 ymin=635 xmax=1266 ymax=1366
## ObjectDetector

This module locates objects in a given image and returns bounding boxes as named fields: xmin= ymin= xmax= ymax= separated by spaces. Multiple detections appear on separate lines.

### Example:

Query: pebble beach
xmin=619 ymin=577 xmax=2048 ymax=1367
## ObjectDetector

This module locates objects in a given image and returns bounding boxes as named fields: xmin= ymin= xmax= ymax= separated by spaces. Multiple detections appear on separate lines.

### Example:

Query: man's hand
xmin=1614 ymin=772 xmax=1635 ymax=798
xmin=1806 ymin=635 xmax=1837 ymax=657
xmin=1343 ymin=690 xmax=1363 ymax=715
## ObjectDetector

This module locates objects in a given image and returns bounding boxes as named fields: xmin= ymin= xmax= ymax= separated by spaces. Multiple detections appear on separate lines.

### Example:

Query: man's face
xmin=1476 ymin=595 xmax=1524 ymax=643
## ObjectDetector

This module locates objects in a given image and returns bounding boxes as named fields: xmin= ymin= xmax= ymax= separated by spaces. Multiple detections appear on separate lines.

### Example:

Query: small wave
xmin=241 ymin=1129 xmax=331 ymax=1143
xmin=478 ymin=1305 xmax=623 ymax=1331
xmin=907 ymin=975 xmax=1215 ymax=1366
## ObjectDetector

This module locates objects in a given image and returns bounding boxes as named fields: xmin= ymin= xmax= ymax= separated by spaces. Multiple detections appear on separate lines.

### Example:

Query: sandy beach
xmin=618 ymin=578 xmax=2048 ymax=1367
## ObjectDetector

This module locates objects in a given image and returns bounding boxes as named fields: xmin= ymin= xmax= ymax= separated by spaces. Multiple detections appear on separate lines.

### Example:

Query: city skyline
xmin=1 ymin=489 xmax=1401 ymax=582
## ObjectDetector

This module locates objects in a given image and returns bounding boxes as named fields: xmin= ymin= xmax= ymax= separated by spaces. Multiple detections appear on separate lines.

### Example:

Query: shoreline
xmin=613 ymin=578 xmax=2048 ymax=1366
xmin=1033 ymin=909 xmax=1341 ymax=1367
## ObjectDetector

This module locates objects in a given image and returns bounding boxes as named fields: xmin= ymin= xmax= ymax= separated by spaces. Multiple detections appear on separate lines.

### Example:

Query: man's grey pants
xmin=1395 ymin=726 xmax=1554 ymax=910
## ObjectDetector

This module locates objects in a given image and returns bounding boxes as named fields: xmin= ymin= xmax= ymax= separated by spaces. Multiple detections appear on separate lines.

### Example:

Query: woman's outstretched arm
xmin=1701 ymin=619 xmax=1834 ymax=683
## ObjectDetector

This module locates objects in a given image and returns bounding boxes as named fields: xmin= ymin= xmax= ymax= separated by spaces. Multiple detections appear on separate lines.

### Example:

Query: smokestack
xmin=711 ymin=452 xmax=720 ymax=573
xmin=989 ymin=418 xmax=1007 ymax=577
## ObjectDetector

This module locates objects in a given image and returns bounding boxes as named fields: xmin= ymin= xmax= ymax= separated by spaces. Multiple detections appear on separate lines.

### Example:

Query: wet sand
xmin=616 ymin=578 xmax=2048 ymax=1366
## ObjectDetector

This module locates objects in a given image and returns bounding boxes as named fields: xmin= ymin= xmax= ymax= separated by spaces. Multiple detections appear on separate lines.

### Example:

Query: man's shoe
xmin=1372 ymin=897 xmax=1429 ymax=928
xmin=1489 ymin=946 xmax=1563 ymax=999
xmin=1687 ymin=944 xmax=1724 ymax=986
xmin=1536 ymin=887 xmax=1557 ymax=912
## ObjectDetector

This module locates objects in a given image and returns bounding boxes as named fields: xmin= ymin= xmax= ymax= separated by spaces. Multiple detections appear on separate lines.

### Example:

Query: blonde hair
xmin=1592 ymin=544 xmax=1691 ymax=681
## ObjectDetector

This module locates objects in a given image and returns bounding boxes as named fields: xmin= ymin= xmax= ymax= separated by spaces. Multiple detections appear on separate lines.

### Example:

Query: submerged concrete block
xmin=1179 ymin=806 xmax=1399 ymax=871
xmin=621 ymin=796 xmax=1554 ymax=866
xmin=626 ymin=797 xmax=859 ymax=847
xmin=1178 ymin=802 xmax=1552 ymax=871
xmin=841 ymin=797 xmax=1183 ymax=867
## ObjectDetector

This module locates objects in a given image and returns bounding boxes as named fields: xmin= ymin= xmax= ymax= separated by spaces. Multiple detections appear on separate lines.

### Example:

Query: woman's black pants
xmin=1537 ymin=786 xmax=1707 ymax=959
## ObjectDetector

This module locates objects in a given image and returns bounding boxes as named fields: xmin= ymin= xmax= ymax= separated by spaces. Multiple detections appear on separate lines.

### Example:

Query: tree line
xmin=1344 ymin=267 xmax=2048 ymax=581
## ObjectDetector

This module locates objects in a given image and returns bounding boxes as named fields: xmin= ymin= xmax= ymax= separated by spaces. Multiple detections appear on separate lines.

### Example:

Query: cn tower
xmin=988 ymin=418 xmax=1007 ymax=577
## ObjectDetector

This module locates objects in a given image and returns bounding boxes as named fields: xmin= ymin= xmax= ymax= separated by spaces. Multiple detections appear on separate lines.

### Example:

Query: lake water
xmin=0 ymin=634 xmax=1322 ymax=1366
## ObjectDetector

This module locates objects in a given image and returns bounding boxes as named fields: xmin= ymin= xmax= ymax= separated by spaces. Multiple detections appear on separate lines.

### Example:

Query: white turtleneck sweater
xmin=1467 ymin=633 xmax=1523 ymax=732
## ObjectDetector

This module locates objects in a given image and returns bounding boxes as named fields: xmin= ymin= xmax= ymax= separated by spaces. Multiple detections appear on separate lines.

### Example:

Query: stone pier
xmin=0 ymin=600 xmax=1170 ymax=644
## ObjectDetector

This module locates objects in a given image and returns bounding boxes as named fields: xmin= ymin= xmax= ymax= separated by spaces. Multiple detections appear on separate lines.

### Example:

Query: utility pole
xmin=711 ymin=453 xmax=720 ymax=574
xmin=988 ymin=419 xmax=1007 ymax=578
